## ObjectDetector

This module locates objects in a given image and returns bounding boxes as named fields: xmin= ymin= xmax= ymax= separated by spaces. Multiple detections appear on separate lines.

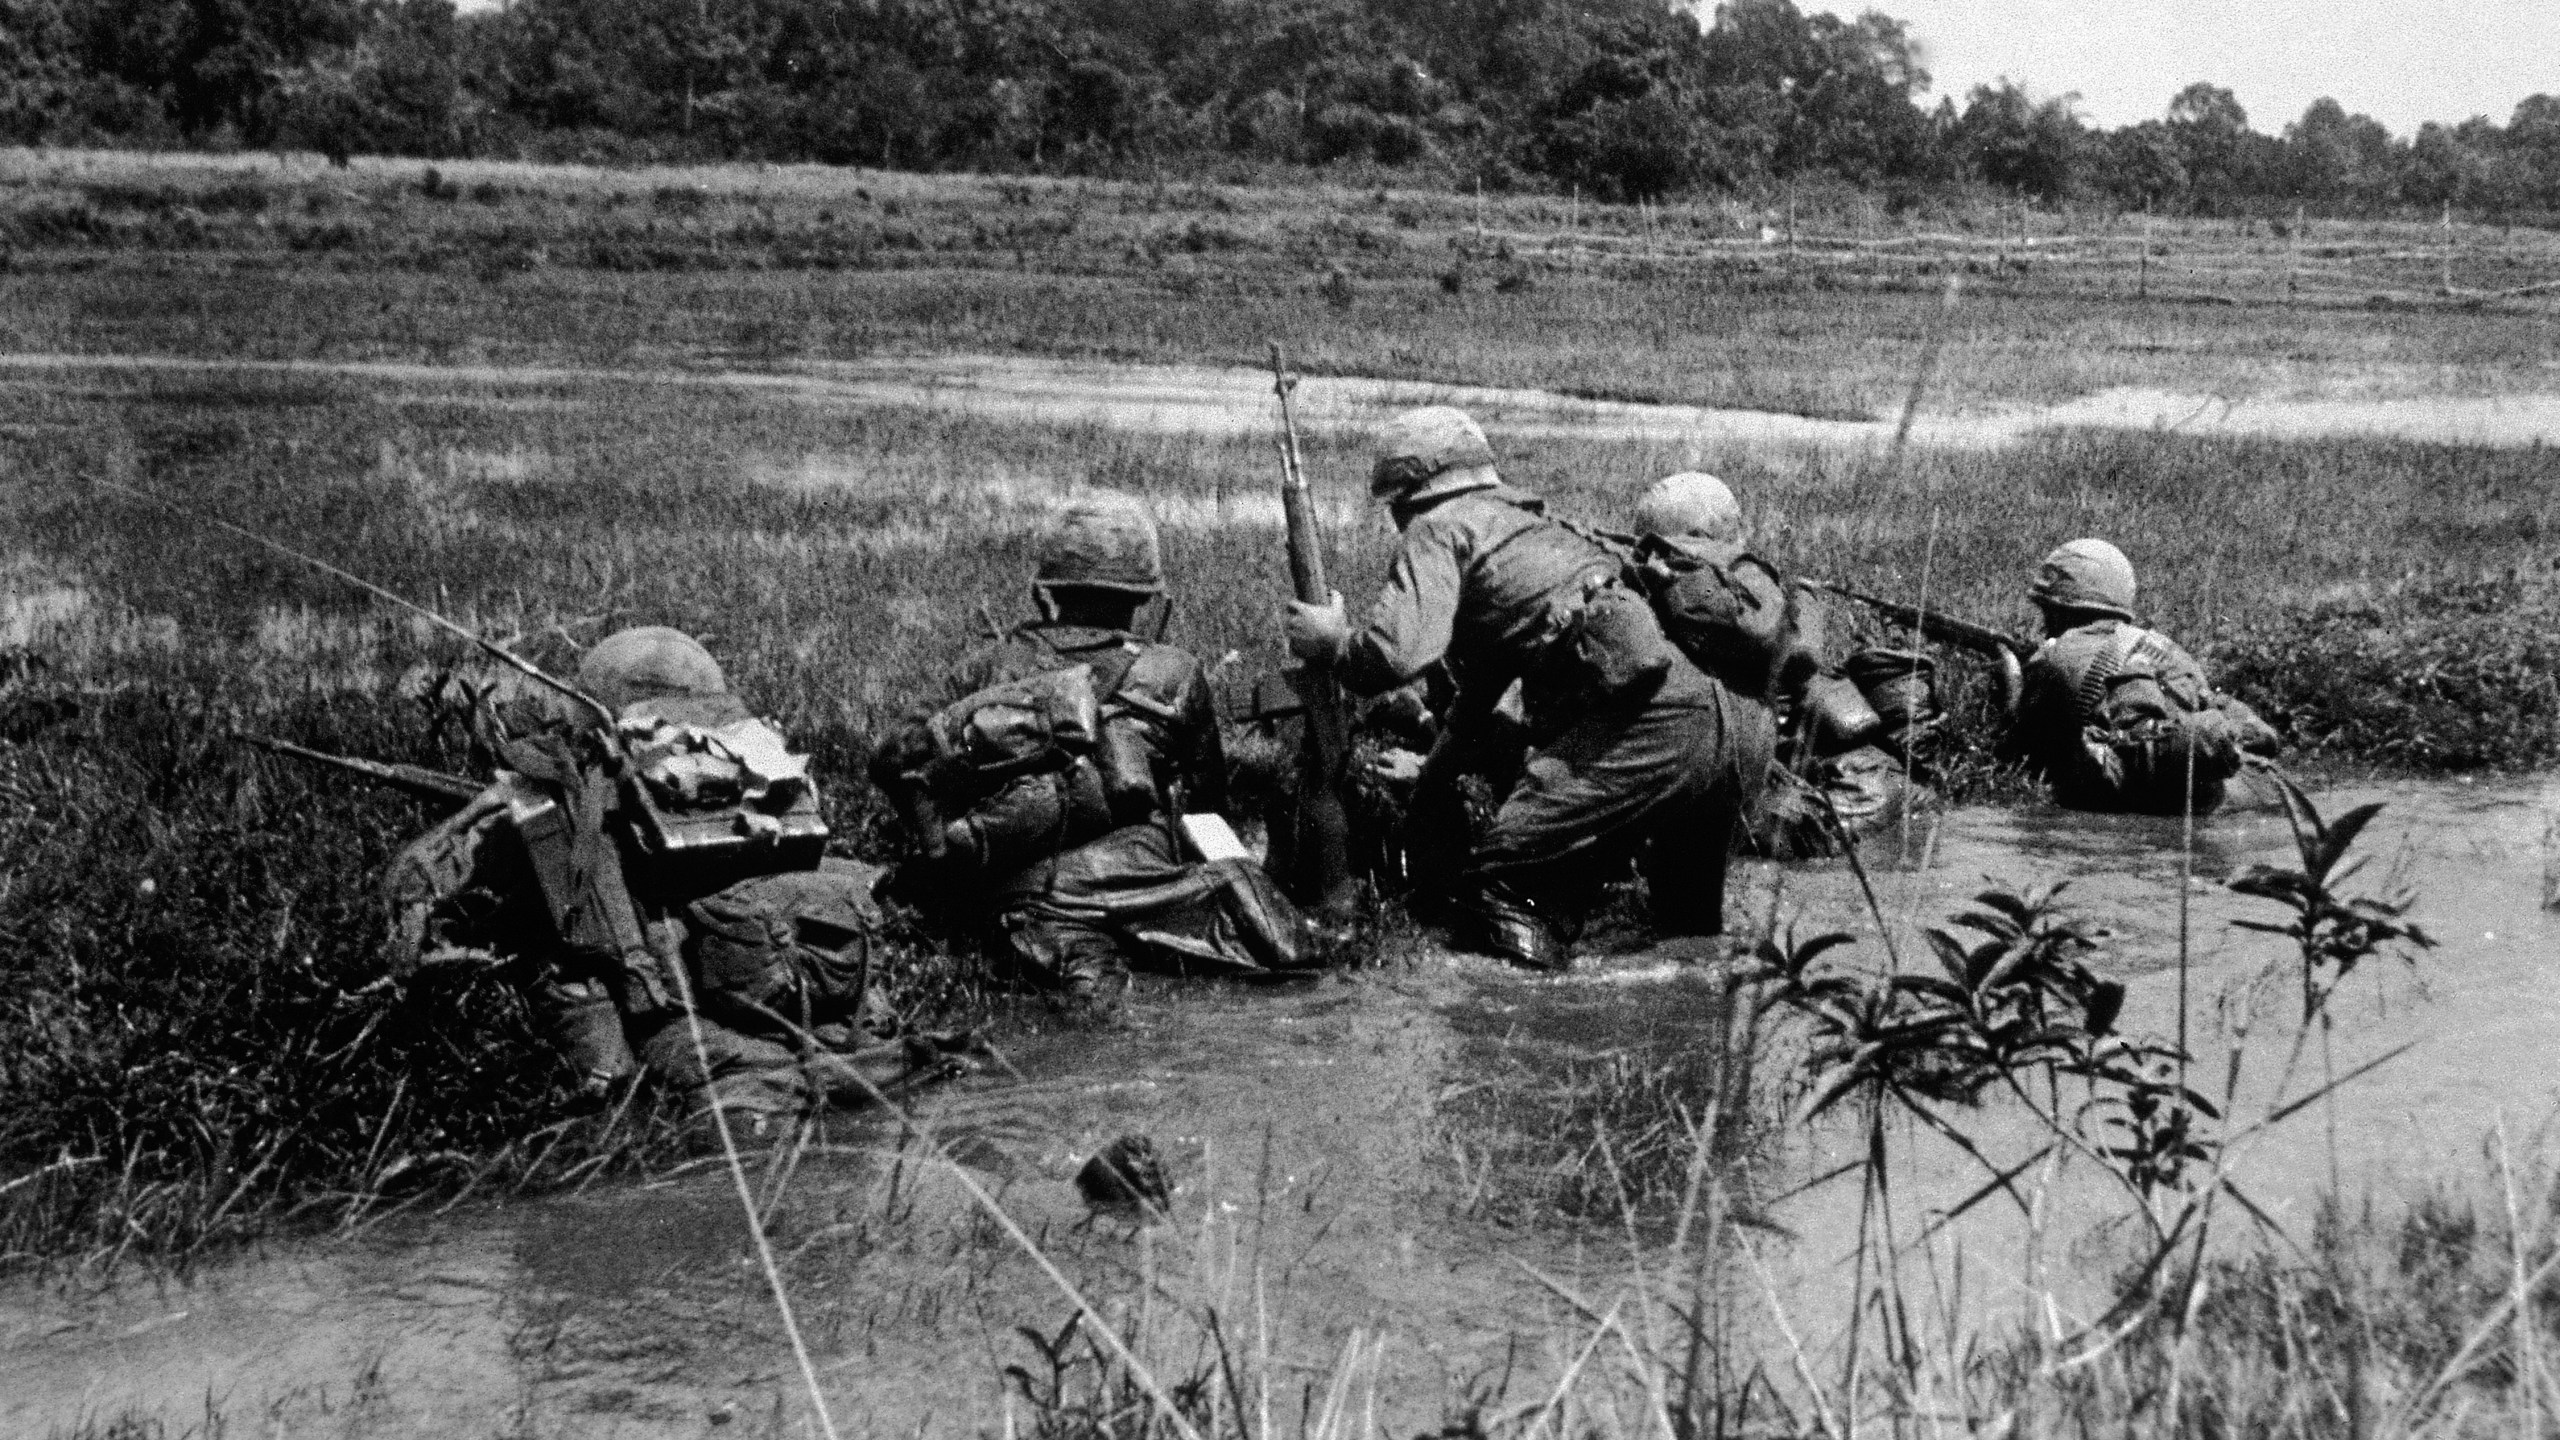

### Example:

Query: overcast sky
xmin=1881 ymin=0 xmax=2556 ymax=136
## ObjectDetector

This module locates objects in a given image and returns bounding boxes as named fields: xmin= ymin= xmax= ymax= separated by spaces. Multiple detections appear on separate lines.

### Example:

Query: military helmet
xmin=1370 ymin=405 xmax=1498 ymax=501
xmin=578 ymin=626 xmax=728 ymax=715
xmin=2029 ymin=539 xmax=2137 ymax=620
xmin=1634 ymin=472 xmax=1743 ymax=543
xmin=1034 ymin=489 xmax=1165 ymax=596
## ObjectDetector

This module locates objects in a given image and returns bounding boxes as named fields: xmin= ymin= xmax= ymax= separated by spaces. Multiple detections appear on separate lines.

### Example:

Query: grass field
xmin=9 ymin=145 xmax=2560 ymax=421
xmin=7 ymin=148 xmax=2560 ymax=1434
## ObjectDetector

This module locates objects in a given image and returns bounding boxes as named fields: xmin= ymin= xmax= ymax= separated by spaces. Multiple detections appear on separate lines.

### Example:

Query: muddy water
xmin=1742 ymin=773 xmax=2560 ymax=1343
xmin=2 ymin=774 xmax=2551 ymax=1434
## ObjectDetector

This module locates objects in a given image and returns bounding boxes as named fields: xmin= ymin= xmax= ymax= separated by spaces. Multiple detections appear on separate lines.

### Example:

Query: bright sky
xmin=1877 ymin=0 xmax=2557 ymax=137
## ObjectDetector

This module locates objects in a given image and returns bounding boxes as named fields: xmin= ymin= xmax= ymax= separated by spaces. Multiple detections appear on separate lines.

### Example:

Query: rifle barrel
xmin=1269 ymin=342 xmax=1329 ymax=604
xmin=1809 ymin=580 xmax=2032 ymax=661
xmin=1268 ymin=340 xmax=1355 ymax=917
xmin=90 ymin=475 xmax=616 ymax=727
xmin=243 ymin=733 xmax=483 ymax=807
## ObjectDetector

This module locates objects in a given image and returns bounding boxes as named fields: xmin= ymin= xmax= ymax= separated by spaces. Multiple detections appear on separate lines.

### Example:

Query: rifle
xmin=1269 ymin=341 xmax=1357 ymax=918
xmin=242 ymin=732 xmax=483 ymax=808
xmin=1807 ymin=579 xmax=2028 ymax=717
xmin=90 ymin=475 xmax=617 ymax=728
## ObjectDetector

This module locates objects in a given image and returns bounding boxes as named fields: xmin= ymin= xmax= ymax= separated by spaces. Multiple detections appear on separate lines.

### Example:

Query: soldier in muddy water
xmin=1283 ymin=407 xmax=1762 ymax=972
xmin=1625 ymin=470 xmax=1936 ymax=857
xmin=871 ymin=489 xmax=1319 ymax=1003
xmin=2004 ymin=538 xmax=2282 ymax=816
xmin=385 ymin=625 xmax=974 ymax=1141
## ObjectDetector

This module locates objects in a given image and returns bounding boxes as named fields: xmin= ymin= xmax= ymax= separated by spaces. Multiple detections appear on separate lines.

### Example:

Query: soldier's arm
xmin=1995 ymin=653 xmax=2064 ymax=770
xmin=1337 ymin=524 xmax=1464 ymax=696
xmin=381 ymin=784 xmax=516 ymax=977
xmin=1178 ymin=661 xmax=1232 ymax=818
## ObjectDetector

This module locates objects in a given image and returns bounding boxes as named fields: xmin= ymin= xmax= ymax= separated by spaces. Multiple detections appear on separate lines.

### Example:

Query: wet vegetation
xmin=7 ymin=324 xmax=2559 ymax=1271
xmin=7 ymin=151 xmax=2560 ymax=1434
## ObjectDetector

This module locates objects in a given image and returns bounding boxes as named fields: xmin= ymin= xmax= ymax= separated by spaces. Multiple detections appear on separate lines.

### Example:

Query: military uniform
xmin=2005 ymin=539 xmax=2279 ymax=816
xmin=386 ymin=627 xmax=961 ymax=1130
xmin=874 ymin=492 xmax=1310 ymax=996
xmin=1291 ymin=417 xmax=1759 ymax=969
xmin=2011 ymin=620 xmax=2275 ymax=815
xmin=1628 ymin=473 xmax=1910 ymax=859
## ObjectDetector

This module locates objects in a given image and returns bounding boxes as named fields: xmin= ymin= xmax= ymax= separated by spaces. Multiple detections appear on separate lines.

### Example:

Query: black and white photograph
xmin=1 ymin=0 xmax=2553 ymax=1432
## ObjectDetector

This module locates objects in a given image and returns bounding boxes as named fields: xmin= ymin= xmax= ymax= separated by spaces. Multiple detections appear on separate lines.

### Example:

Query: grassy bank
xmin=5 ymin=355 xmax=2556 ymax=1265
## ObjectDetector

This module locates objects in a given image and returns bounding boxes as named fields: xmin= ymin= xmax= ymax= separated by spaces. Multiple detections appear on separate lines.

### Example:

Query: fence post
xmin=2441 ymin=201 xmax=2455 ymax=294
xmin=2288 ymin=204 xmax=2303 ymax=302
xmin=2138 ymin=208 xmax=2151 ymax=300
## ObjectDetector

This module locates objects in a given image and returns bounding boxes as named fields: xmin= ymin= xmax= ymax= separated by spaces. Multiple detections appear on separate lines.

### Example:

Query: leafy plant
xmin=2231 ymin=771 xmax=2436 ymax=1024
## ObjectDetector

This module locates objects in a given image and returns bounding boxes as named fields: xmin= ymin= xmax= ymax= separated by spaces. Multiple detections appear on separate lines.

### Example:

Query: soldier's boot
xmin=1451 ymin=880 xmax=1570 ymax=973
xmin=535 ymin=976 xmax=639 ymax=1105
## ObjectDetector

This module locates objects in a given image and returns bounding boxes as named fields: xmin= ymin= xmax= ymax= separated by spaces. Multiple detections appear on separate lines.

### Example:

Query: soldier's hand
xmin=1369 ymin=748 xmax=1427 ymax=785
xmin=1284 ymin=593 xmax=1349 ymax=662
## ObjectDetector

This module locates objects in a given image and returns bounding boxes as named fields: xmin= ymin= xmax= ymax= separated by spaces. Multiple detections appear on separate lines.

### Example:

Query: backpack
xmin=1633 ymin=535 xmax=1793 ymax=699
xmin=687 ymin=859 xmax=890 ymax=1030
xmin=915 ymin=663 xmax=1105 ymax=804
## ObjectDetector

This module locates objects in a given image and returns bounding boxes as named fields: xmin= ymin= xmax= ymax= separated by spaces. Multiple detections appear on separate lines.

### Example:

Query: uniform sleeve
xmin=1338 ymin=523 xmax=1464 ymax=696
xmin=381 ymin=785 xmax=516 ymax=977
xmin=1177 ymin=662 xmax=1232 ymax=817
xmin=1999 ymin=648 xmax=2074 ymax=771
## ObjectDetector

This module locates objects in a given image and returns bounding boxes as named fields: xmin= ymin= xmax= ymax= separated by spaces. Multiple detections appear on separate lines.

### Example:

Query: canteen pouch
xmin=1844 ymin=647 xmax=1940 ymax=735
xmin=1564 ymin=583 xmax=1677 ymax=699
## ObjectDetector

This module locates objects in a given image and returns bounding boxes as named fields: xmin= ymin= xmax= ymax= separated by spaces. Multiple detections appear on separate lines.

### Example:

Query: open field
xmin=7 ymin=148 xmax=2560 ymax=1435
xmin=10 ymin=146 xmax=2560 ymax=423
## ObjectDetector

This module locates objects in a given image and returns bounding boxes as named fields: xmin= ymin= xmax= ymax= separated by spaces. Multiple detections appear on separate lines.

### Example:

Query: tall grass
xmin=6 ymin=359 xmax=2556 ymax=1261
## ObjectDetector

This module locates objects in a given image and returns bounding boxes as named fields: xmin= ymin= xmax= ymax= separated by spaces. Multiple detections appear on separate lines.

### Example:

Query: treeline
xmin=9 ymin=0 xmax=2560 ymax=218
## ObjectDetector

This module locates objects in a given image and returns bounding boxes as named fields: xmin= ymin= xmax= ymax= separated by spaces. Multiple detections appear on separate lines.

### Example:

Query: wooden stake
xmin=2139 ymin=206 xmax=2152 ymax=300
xmin=2288 ymin=203 xmax=2303 ymax=301
xmin=2442 ymin=201 xmax=2455 ymax=294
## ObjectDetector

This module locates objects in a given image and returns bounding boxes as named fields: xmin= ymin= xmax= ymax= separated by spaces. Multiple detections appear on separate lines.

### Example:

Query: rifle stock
xmin=1268 ymin=342 xmax=1357 ymax=918
xmin=242 ymin=733 xmax=482 ymax=808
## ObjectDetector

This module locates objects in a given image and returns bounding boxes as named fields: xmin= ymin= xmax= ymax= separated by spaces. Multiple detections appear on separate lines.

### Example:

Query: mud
xmin=4 ymin=773 xmax=2549 ymax=1435
xmin=11 ymin=351 xmax=2560 ymax=452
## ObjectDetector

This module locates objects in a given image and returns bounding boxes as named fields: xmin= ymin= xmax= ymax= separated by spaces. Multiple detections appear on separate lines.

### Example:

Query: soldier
xmin=386 ymin=626 xmax=965 ymax=1136
xmin=871 ymin=490 xmax=1312 ymax=1000
xmin=1282 ymin=409 xmax=1758 ymax=971
xmin=2006 ymin=539 xmax=2280 ymax=815
xmin=1627 ymin=471 xmax=1925 ymax=855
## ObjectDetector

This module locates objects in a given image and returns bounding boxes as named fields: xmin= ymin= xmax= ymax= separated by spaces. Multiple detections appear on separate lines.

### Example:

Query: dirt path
xmin=12 ymin=350 xmax=2560 ymax=450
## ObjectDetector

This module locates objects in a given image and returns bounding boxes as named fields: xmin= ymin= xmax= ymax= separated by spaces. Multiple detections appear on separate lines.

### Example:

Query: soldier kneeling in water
xmin=1286 ymin=411 xmax=1761 ymax=970
xmin=871 ymin=490 xmax=1315 ymax=1001
xmin=2005 ymin=539 xmax=2280 ymax=816
xmin=1627 ymin=472 xmax=1928 ymax=856
xmin=386 ymin=626 xmax=972 ymax=1137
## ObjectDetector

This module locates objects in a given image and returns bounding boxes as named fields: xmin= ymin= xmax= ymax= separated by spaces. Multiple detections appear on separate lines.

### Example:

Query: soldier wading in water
xmin=1283 ymin=407 xmax=1759 ymax=972
xmin=386 ymin=626 xmax=973 ymax=1137
xmin=872 ymin=490 xmax=1315 ymax=1002
xmin=2005 ymin=539 xmax=2281 ymax=815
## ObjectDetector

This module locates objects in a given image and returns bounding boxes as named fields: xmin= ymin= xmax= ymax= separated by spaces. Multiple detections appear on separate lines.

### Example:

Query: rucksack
xmin=914 ymin=663 xmax=1104 ymax=804
xmin=687 ymin=859 xmax=890 ymax=1030
xmin=1633 ymin=535 xmax=1793 ymax=699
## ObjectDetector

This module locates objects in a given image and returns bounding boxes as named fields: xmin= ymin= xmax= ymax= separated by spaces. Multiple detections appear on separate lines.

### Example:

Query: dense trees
xmin=5 ymin=0 xmax=2558 ymax=219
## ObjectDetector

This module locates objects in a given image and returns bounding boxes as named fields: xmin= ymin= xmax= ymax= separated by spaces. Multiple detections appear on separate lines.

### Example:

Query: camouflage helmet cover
xmin=1370 ymin=405 xmax=1498 ymax=500
xmin=1634 ymin=471 xmax=1743 ymax=543
xmin=2029 ymin=538 xmax=2137 ymax=620
xmin=1035 ymin=488 xmax=1164 ymax=596
xmin=577 ymin=626 xmax=728 ymax=715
